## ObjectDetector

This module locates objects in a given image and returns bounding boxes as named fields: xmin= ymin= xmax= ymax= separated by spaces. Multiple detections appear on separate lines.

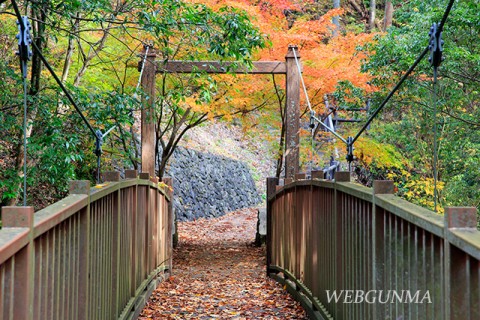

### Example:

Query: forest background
xmin=0 ymin=0 xmax=478 ymax=216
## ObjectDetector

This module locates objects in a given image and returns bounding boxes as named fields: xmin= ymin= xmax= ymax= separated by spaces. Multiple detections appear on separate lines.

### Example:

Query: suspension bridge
xmin=1 ymin=0 xmax=479 ymax=319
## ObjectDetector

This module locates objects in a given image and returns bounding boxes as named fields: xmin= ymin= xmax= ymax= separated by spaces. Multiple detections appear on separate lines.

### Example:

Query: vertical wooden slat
xmin=166 ymin=177 xmax=174 ymax=269
xmin=54 ymin=227 xmax=60 ymax=320
xmin=473 ymin=259 xmax=480 ymax=319
xmin=33 ymin=235 xmax=42 ymax=320
xmin=41 ymin=234 xmax=48 ymax=320
xmin=420 ymin=228 xmax=427 ymax=317
xmin=47 ymin=230 xmax=54 ymax=320
xmin=385 ymin=209 xmax=391 ymax=314
xmin=0 ymin=261 xmax=5 ymax=319
xmin=266 ymin=177 xmax=278 ymax=276
xmin=103 ymin=172 xmax=121 ymax=318
xmin=334 ymin=187 xmax=343 ymax=319
xmin=131 ymin=182 xmax=138 ymax=297
xmin=2 ymin=258 xmax=14 ymax=320
xmin=413 ymin=226 xmax=419 ymax=319
xmin=64 ymin=218 xmax=70 ymax=319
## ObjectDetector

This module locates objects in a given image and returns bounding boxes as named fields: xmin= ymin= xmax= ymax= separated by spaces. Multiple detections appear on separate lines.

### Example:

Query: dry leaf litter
xmin=139 ymin=208 xmax=308 ymax=319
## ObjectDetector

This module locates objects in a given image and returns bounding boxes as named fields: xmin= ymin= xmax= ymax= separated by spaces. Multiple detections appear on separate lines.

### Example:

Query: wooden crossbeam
xmin=156 ymin=61 xmax=287 ymax=74
xmin=138 ymin=46 xmax=301 ymax=179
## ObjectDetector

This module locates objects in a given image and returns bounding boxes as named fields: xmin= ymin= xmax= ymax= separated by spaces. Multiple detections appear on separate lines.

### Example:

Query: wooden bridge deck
xmin=139 ymin=209 xmax=306 ymax=319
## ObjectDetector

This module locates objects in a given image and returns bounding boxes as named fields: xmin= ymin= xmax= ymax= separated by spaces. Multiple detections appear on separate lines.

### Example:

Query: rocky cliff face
xmin=166 ymin=147 xmax=261 ymax=221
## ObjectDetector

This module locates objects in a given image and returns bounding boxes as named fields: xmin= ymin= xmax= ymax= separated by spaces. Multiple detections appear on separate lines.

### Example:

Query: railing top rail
xmin=268 ymin=178 xmax=372 ymax=202
xmin=89 ymin=178 xmax=171 ymax=202
xmin=375 ymin=194 xmax=444 ymax=237
xmin=447 ymin=229 xmax=480 ymax=260
xmin=0 ymin=174 xmax=172 ymax=263
xmin=34 ymin=193 xmax=89 ymax=238
xmin=0 ymin=227 xmax=30 ymax=265
xmin=268 ymin=179 xmax=335 ymax=202
xmin=335 ymin=181 xmax=373 ymax=202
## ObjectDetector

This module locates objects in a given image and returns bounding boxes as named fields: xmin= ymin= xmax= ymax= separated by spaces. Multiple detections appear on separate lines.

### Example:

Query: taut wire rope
xmin=292 ymin=48 xmax=347 ymax=143
xmin=134 ymin=45 xmax=149 ymax=100
xmin=22 ymin=64 xmax=28 ymax=205
xmin=433 ymin=68 xmax=439 ymax=212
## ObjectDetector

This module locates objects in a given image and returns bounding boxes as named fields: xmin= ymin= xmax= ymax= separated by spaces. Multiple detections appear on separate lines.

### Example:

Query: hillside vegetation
xmin=0 ymin=0 xmax=478 ymax=213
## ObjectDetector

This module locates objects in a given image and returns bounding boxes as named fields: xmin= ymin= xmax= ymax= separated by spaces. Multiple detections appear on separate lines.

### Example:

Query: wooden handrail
xmin=0 ymin=171 xmax=174 ymax=320
xmin=267 ymin=173 xmax=480 ymax=319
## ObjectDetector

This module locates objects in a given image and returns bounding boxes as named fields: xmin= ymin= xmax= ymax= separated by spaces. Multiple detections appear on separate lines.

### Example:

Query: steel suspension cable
xmin=13 ymin=6 xmax=32 ymax=205
xmin=134 ymin=45 xmax=149 ymax=99
xmin=22 ymin=72 xmax=27 ymax=205
xmin=432 ymin=68 xmax=439 ymax=212
xmin=290 ymin=0 xmax=456 ymax=174
xmin=438 ymin=0 xmax=456 ymax=33
xmin=292 ymin=47 xmax=348 ymax=143
xmin=352 ymin=0 xmax=456 ymax=144
xmin=352 ymin=46 xmax=429 ymax=144
xmin=430 ymin=0 xmax=455 ymax=213
xmin=11 ymin=0 xmax=97 ymax=138
xmin=292 ymin=47 xmax=313 ymax=113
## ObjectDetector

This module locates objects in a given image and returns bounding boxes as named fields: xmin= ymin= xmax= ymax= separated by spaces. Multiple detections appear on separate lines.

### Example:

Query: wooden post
xmin=285 ymin=45 xmax=300 ymax=179
xmin=69 ymin=181 xmax=91 ymax=320
xmin=444 ymin=207 xmax=478 ymax=319
xmin=140 ymin=46 xmax=157 ymax=178
xmin=372 ymin=180 xmax=394 ymax=319
xmin=1 ymin=206 xmax=35 ymax=320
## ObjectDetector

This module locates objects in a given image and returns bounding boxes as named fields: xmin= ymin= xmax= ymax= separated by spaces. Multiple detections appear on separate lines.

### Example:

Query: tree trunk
xmin=383 ymin=1 xmax=393 ymax=31
xmin=61 ymin=16 xmax=80 ymax=83
xmin=61 ymin=38 xmax=74 ymax=83
xmin=368 ymin=0 xmax=376 ymax=31
xmin=72 ymin=1 xmax=123 ymax=86
xmin=29 ymin=4 xmax=47 ymax=96
xmin=347 ymin=0 xmax=365 ymax=18
xmin=333 ymin=0 xmax=341 ymax=37
xmin=73 ymin=23 xmax=112 ymax=86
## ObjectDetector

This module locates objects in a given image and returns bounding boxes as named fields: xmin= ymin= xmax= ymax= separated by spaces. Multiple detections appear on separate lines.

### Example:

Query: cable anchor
xmin=309 ymin=110 xmax=316 ymax=130
xmin=346 ymin=136 xmax=354 ymax=164
xmin=94 ymin=126 xmax=116 ymax=183
xmin=16 ymin=16 xmax=33 ymax=78
xmin=428 ymin=22 xmax=444 ymax=68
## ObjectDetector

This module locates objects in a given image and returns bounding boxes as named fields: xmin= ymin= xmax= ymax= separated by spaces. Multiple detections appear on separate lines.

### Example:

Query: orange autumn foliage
xmin=188 ymin=0 xmax=376 ymax=112
xmin=256 ymin=6 xmax=377 ymax=104
xmin=180 ymin=0 xmax=377 ymax=158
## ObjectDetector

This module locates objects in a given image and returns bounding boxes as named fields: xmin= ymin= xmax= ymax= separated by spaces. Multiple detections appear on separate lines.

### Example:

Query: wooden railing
xmin=0 ymin=170 xmax=173 ymax=320
xmin=267 ymin=172 xmax=480 ymax=320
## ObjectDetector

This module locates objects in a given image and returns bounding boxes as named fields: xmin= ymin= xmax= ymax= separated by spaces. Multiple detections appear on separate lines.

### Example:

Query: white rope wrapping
xmin=134 ymin=45 xmax=150 ymax=99
xmin=292 ymin=47 xmax=313 ymax=113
